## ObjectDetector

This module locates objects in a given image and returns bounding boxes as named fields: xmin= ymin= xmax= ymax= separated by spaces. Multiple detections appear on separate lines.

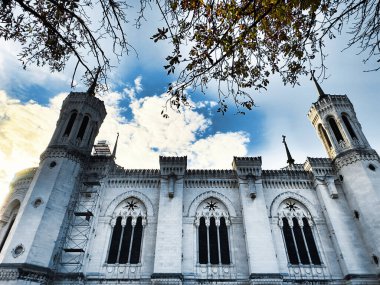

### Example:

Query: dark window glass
xmin=87 ymin=127 xmax=94 ymax=146
xmin=219 ymin=217 xmax=230 ymax=264
xmin=77 ymin=116 xmax=89 ymax=140
xmin=199 ymin=217 xmax=208 ymax=264
xmin=107 ymin=217 xmax=122 ymax=264
xmin=303 ymin=218 xmax=321 ymax=265
xmin=282 ymin=218 xmax=299 ymax=265
xmin=0 ymin=218 xmax=16 ymax=252
xmin=318 ymin=124 xmax=332 ymax=148
xmin=342 ymin=115 xmax=357 ymax=139
xmin=329 ymin=118 xmax=344 ymax=142
xmin=130 ymin=217 xmax=143 ymax=264
xmin=209 ymin=217 xmax=219 ymax=264
xmin=293 ymin=218 xmax=310 ymax=264
xmin=119 ymin=217 xmax=132 ymax=264
xmin=64 ymin=113 xmax=77 ymax=136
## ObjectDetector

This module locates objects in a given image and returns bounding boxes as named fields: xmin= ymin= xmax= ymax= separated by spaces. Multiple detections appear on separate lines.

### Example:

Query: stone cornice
xmin=107 ymin=178 xmax=160 ymax=188
xmin=184 ymin=179 xmax=238 ymax=189
xmin=334 ymin=149 xmax=380 ymax=171
xmin=40 ymin=147 xmax=88 ymax=163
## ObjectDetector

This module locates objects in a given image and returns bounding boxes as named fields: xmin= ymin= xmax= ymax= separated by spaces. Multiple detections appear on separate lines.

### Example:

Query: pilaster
xmin=232 ymin=157 xmax=280 ymax=282
xmin=152 ymin=157 xmax=187 ymax=283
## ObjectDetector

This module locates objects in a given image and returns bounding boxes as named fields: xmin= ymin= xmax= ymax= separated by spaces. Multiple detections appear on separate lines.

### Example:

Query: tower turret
xmin=0 ymin=89 xmax=106 ymax=281
xmin=307 ymin=81 xmax=371 ymax=159
xmin=47 ymin=91 xmax=106 ymax=156
xmin=308 ymin=80 xmax=380 ymax=274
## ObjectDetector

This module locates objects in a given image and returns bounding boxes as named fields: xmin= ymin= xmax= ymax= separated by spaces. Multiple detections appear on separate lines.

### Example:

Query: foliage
xmin=153 ymin=0 xmax=380 ymax=115
xmin=1 ymin=0 xmax=379 ymax=114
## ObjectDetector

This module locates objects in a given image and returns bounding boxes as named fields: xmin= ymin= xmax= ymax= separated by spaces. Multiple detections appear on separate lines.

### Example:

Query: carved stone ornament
xmin=278 ymin=199 xmax=313 ymax=228
xmin=12 ymin=244 xmax=25 ymax=258
xmin=195 ymin=198 xmax=230 ymax=227
xmin=110 ymin=197 xmax=147 ymax=227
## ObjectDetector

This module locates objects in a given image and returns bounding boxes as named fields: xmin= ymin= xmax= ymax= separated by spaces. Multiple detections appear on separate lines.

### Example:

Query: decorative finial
xmin=87 ymin=67 xmax=101 ymax=96
xmin=311 ymin=70 xmax=326 ymax=98
xmin=112 ymin=132 xmax=119 ymax=159
xmin=282 ymin=135 xmax=295 ymax=166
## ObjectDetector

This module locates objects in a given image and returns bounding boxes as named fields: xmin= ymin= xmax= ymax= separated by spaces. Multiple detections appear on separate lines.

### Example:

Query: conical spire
xmin=282 ymin=135 xmax=295 ymax=167
xmin=112 ymin=132 xmax=119 ymax=159
xmin=87 ymin=67 xmax=101 ymax=96
xmin=311 ymin=70 xmax=326 ymax=98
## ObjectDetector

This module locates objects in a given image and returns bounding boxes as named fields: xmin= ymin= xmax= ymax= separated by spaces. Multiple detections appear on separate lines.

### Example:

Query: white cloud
xmin=0 ymin=78 xmax=250 ymax=205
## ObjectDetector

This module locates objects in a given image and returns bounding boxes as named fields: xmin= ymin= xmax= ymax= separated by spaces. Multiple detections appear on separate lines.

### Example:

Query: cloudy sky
xmin=0 ymin=6 xmax=379 ymax=204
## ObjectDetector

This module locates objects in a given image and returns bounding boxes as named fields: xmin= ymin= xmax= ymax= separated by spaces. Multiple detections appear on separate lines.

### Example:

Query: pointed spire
xmin=282 ymin=135 xmax=295 ymax=167
xmin=311 ymin=70 xmax=326 ymax=99
xmin=112 ymin=132 xmax=119 ymax=159
xmin=87 ymin=67 xmax=101 ymax=96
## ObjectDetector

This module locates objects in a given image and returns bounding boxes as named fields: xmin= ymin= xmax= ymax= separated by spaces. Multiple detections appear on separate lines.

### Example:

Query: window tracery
xmin=107 ymin=198 xmax=146 ymax=265
xmin=278 ymin=199 xmax=321 ymax=266
xmin=195 ymin=198 xmax=231 ymax=265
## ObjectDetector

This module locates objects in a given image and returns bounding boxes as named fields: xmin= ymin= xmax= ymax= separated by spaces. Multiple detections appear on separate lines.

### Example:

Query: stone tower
xmin=307 ymin=78 xmax=380 ymax=274
xmin=0 ymin=90 xmax=106 ymax=279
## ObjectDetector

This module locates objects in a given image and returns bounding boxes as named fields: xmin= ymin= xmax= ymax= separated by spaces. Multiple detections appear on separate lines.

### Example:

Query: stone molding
xmin=262 ymin=179 xmax=313 ymax=190
xmin=185 ymin=180 xmax=238 ymax=189
xmin=0 ymin=264 xmax=51 ymax=283
xmin=107 ymin=178 xmax=160 ymax=188
xmin=40 ymin=147 xmax=87 ymax=163
xmin=103 ymin=190 xmax=155 ymax=217
xmin=334 ymin=149 xmax=380 ymax=171
xmin=269 ymin=191 xmax=319 ymax=219
xmin=187 ymin=191 xmax=237 ymax=217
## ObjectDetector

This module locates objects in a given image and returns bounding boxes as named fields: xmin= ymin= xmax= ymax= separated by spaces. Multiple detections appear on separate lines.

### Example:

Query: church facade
xmin=0 ymin=82 xmax=379 ymax=285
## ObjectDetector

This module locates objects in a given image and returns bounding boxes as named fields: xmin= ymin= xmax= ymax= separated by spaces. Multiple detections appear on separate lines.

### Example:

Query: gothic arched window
xmin=328 ymin=117 xmax=344 ymax=143
xmin=107 ymin=198 xmax=146 ymax=264
xmin=77 ymin=115 xmax=90 ymax=140
xmin=278 ymin=199 xmax=321 ymax=266
xmin=341 ymin=114 xmax=357 ymax=140
xmin=63 ymin=112 xmax=77 ymax=137
xmin=0 ymin=200 xmax=20 ymax=252
xmin=195 ymin=199 xmax=231 ymax=265
xmin=318 ymin=124 xmax=332 ymax=149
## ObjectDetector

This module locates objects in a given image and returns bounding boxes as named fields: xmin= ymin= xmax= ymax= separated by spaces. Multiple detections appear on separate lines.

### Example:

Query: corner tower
xmin=308 ymin=78 xmax=380 ymax=271
xmin=0 ymin=90 xmax=106 ymax=279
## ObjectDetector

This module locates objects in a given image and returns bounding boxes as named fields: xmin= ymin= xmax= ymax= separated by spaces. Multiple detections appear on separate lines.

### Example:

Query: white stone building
xmin=0 ymin=80 xmax=379 ymax=285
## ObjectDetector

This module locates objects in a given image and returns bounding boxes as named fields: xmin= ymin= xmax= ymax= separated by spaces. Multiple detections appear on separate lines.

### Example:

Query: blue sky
xmin=0 ymin=7 xmax=379 ymax=202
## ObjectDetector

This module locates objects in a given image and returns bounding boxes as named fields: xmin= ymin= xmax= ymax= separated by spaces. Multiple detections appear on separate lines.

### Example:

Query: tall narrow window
xmin=107 ymin=198 xmax=146 ymax=265
xmin=199 ymin=217 xmax=208 ymax=264
xmin=219 ymin=217 xmax=230 ymax=264
xmin=107 ymin=217 xmax=122 ymax=264
xmin=0 ymin=201 xmax=20 ymax=253
xmin=64 ymin=112 xmax=77 ymax=137
xmin=318 ymin=124 xmax=332 ymax=149
xmin=0 ymin=218 xmax=15 ymax=252
xmin=196 ymin=199 xmax=231 ymax=265
xmin=282 ymin=218 xmax=299 ymax=265
xmin=342 ymin=115 xmax=357 ymax=139
xmin=279 ymin=199 xmax=322 ymax=266
xmin=77 ymin=116 xmax=89 ymax=140
xmin=328 ymin=118 xmax=344 ymax=143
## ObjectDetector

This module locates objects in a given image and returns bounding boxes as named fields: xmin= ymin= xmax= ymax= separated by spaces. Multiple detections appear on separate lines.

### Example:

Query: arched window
xmin=63 ymin=112 xmax=77 ymax=137
xmin=318 ymin=124 xmax=332 ymax=149
xmin=107 ymin=198 xmax=146 ymax=264
xmin=195 ymin=199 xmax=230 ymax=265
xmin=278 ymin=199 xmax=321 ymax=266
xmin=342 ymin=114 xmax=357 ymax=139
xmin=328 ymin=117 xmax=344 ymax=143
xmin=0 ymin=200 xmax=20 ymax=252
xmin=76 ymin=115 xmax=89 ymax=140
